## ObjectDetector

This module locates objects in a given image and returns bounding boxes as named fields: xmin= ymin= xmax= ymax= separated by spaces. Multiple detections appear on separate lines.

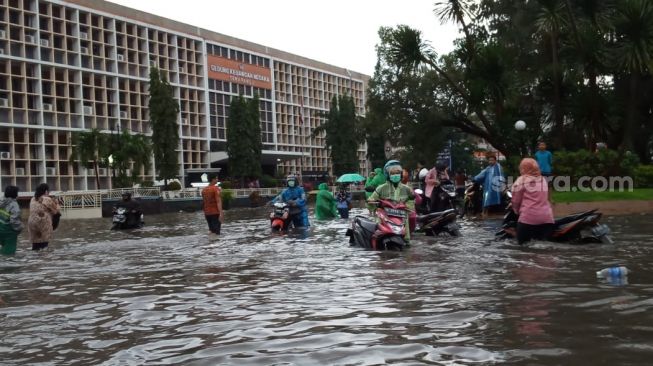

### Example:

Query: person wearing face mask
xmin=368 ymin=160 xmax=415 ymax=240
xmin=272 ymin=174 xmax=310 ymax=228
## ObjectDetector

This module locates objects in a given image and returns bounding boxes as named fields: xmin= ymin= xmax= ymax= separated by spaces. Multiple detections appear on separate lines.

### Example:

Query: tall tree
xmin=226 ymin=95 xmax=262 ymax=185
xmin=148 ymin=67 xmax=180 ymax=188
xmin=613 ymin=0 xmax=653 ymax=158
xmin=111 ymin=130 xmax=152 ymax=188
xmin=69 ymin=128 xmax=108 ymax=190
xmin=313 ymin=95 xmax=361 ymax=176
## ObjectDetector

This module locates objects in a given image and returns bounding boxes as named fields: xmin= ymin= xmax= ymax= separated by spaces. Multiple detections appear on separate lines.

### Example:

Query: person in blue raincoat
xmin=473 ymin=153 xmax=505 ymax=218
xmin=272 ymin=174 xmax=310 ymax=228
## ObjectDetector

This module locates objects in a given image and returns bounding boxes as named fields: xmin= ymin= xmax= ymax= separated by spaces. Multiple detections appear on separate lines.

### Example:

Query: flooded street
xmin=1 ymin=208 xmax=653 ymax=365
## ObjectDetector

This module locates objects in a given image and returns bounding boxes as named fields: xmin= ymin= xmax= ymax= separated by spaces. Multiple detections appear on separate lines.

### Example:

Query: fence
xmin=104 ymin=187 xmax=161 ymax=199
xmin=161 ymin=187 xmax=283 ymax=199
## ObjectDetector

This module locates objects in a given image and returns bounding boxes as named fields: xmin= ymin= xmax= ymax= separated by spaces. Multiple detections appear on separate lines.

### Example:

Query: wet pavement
xmin=1 ymin=208 xmax=652 ymax=365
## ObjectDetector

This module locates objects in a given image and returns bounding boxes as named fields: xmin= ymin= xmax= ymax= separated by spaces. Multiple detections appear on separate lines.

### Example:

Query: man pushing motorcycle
xmin=271 ymin=174 xmax=310 ymax=228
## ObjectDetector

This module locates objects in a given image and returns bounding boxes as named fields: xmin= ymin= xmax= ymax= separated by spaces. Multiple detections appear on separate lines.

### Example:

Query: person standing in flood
xmin=202 ymin=174 xmax=223 ymax=235
xmin=0 ymin=186 xmax=24 ymax=255
xmin=28 ymin=183 xmax=60 ymax=251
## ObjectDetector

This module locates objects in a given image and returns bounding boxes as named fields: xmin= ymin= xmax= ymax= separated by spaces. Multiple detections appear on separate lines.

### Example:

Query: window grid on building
xmin=0 ymin=0 xmax=368 ymax=191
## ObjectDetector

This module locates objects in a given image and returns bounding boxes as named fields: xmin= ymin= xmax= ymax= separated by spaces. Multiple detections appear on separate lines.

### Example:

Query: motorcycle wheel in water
xmin=111 ymin=207 xmax=144 ymax=230
xmin=346 ymin=199 xmax=408 ymax=251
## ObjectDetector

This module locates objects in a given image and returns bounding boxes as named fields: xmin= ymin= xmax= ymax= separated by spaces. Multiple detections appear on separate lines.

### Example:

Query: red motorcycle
xmin=346 ymin=199 xmax=408 ymax=251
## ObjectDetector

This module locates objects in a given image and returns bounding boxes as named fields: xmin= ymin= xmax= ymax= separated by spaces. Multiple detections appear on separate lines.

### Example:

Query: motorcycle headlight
xmin=389 ymin=223 xmax=403 ymax=235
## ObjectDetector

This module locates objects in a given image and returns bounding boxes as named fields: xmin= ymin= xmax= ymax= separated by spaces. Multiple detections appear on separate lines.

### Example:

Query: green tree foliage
xmin=313 ymin=95 xmax=362 ymax=176
xmin=69 ymin=128 xmax=108 ymax=189
xmin=148 ymin=67 xmax=180 ymax=187
xmin=226 ymin=95 xmax=263 ymax=184
xmin=368 ymin=0 xmax=653 ymax=163
xmin=110 ymin=130 xmax=152 ymax=188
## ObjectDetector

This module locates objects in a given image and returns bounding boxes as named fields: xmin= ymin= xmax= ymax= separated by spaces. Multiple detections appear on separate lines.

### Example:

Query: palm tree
xmin=561 ymin=0 xmax=614 ymax=149
xmin=69 ymin=128 xmax=108 ymax=190
xmin=535 ymin=0 xmax=568 ymax=148
xmin=111 ymin=130 xmax=152 ymax=187
xmin=613 ymin=0 xmax=653 ymax=152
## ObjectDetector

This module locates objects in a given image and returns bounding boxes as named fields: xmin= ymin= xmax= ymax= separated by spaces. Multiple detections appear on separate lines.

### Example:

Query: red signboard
xmin=207 ymin=55 xmax=272 ymax=89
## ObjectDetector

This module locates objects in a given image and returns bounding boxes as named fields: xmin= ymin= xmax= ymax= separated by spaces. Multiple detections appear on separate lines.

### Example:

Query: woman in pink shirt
xmin=511 ymin=158 xmax=554 ymax=244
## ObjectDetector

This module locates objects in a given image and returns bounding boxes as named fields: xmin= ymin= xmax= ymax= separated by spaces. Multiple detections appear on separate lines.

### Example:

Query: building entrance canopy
xmin=209 ymin=150 xmax=308 ymax=165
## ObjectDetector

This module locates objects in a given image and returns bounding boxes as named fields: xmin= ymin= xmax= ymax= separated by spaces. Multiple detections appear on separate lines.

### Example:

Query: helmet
xmin=383 ymin=160 xmax=402 ymax=179
xmin=286 ymin=174 xmax=298 ymax=187
xmin=121 ymin=191 xmax=132 ymax=199
xmin=418 ymin=168 xmax=429 ymax=180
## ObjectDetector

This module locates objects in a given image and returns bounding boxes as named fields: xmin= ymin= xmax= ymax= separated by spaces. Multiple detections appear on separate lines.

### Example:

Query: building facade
xmin=0 ymin=0 xmax=369 ymax=192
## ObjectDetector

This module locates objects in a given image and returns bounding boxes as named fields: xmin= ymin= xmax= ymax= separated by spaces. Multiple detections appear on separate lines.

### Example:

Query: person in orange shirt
xmin=202 ymin=175 xmax=223 ymax=235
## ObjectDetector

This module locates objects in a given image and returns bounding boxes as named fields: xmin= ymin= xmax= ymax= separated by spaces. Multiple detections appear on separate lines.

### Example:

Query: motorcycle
xmin=269 ymin=202 xmax=302 ymax=232
xmin=496 ymin=192 xmax=614 ymax=244
xmin=414 ymin=188 xmax=461 ymax=236
xmin=346 ymin=199 xmax=408 ymax=251
xmin=112 ymin=207 xmax=144 ymax=230
xmin=461 ymin=182 xmax=483 ymax=218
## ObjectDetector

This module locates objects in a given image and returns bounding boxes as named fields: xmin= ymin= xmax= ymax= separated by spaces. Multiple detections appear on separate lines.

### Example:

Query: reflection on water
xmin=1 ymin=209 xmax=652 ymax=365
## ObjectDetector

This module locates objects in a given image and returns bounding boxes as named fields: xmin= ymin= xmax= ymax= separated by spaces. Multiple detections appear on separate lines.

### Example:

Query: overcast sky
xmin=107 ymin=0 xmax=460 ymax=76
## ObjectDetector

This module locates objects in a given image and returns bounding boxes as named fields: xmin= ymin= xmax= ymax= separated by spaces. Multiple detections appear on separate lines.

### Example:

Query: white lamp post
xmin=514 ymin=120 xmax=527 ymax=156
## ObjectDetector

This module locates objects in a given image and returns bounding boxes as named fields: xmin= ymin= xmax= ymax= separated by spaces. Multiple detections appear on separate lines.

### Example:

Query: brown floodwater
xmin=1 ymin=208 xmax=652 ymax=365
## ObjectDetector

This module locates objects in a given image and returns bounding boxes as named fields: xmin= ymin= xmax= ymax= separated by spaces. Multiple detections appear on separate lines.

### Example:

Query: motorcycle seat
xmin=418 ymin=208 xmax=456 ymax=222
xmin=354 ymin=216 xmax=378 ymax=232
xmin=554 ymin=209 xmax=597 ymax=226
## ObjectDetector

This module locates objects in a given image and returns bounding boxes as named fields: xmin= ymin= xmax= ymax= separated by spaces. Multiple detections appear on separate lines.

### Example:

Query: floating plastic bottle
xmin=596 ymin=266 xmax=629 ymax=278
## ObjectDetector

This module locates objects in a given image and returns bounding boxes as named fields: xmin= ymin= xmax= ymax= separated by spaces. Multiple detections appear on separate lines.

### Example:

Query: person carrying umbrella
xmin=336 ymin=184 xmax=352 ymax=218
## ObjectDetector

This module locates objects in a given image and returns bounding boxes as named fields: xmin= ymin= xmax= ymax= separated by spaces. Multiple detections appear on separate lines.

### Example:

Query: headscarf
xmin=519 ymin=158 xmax=541 ymax=177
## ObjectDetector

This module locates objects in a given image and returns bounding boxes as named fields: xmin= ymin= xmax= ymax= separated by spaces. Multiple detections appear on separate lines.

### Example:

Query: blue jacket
xmin=474 ymin=163 xmax=505 ymax=208
xmin=274 ymin=186 xmax=310 ymax=227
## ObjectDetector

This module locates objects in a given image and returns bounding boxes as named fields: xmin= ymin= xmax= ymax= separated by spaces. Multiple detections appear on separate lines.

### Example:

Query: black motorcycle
xmin=414 ymin=187 xmax=461 ymax=236
xmin=496 ymin=192 xmax=613 ymax=244
xmin=112 ymin=207 xmax=144 ymax=230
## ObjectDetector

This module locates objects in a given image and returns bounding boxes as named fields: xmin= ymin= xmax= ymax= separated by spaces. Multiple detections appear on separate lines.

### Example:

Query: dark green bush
xmin=552 ymin=149 xmax=638 ymax=180
xmin=141 ymin=180 xmax=154 ymax=187
xmin=166 ymin=181 xmax=182 ymax=191
xmin=221 ymin=189 xmax=234 ymax=210
xmin=260 ymin=174 xmax=277 ymax=188
xmin=220 ymin=180 xmax=233 ymax=190
xmin=634 ymin=165 xmax=653 ymax=188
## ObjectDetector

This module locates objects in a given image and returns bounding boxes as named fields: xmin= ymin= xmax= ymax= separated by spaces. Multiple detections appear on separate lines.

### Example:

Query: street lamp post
xmin=515 ymin=120 xmax=527 ymax=157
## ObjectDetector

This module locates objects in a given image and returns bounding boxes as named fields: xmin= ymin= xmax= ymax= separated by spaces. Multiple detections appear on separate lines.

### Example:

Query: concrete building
xmin=0 ymin=0 xmax=369 ymax=191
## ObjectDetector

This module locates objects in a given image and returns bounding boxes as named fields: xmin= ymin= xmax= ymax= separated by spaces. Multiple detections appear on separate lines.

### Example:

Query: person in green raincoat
xmin=368 ymin=160 xmax=415 ymax=241
xmin=315 ymin=183 xmax=338 ymax=220
xmin=365 ymin=168 xmax=386 ymax=199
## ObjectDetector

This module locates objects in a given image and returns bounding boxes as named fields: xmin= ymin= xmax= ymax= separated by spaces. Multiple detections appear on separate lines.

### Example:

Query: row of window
xmin=207 ymin=44 xmax=270 ymax=68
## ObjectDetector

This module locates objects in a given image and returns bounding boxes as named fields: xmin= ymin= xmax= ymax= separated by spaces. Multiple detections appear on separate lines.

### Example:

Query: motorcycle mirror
xmin=414 ymin=189 xmax=423 ymax=195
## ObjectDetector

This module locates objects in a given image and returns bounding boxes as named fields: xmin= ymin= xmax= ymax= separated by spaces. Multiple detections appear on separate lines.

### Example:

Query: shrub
xmin=260 ymin=174 xmax=277 ymax=188
xmin=551 ymin=149 xmax=638 ymax=180
xmin=141 ymin=180 xmax=154 ymax=187
xmin=166 ymin=181 xmax=182 ymax=191
xmin=249 ymin=190 xmax=263 ymax=207
xmin=221 ymin=189 xmax=234 ymax=209
xmin=220 ymin=180 xmax=233 ymax=190
xmin=634 ymin=165 xmax=653 ymax=188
